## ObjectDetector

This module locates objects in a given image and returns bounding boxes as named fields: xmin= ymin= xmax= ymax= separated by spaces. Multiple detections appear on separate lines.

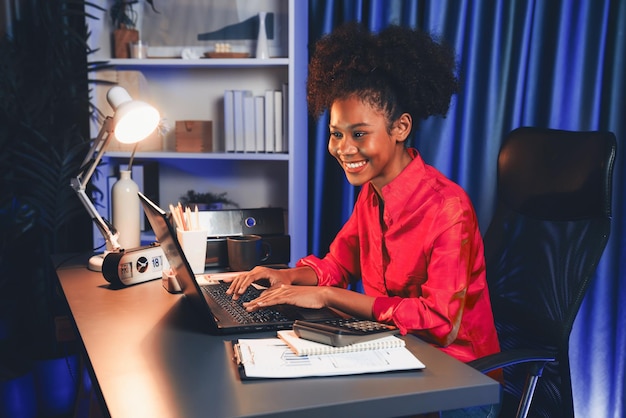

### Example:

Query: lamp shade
xmin=107 ymin=86 xmax=160 ymax=144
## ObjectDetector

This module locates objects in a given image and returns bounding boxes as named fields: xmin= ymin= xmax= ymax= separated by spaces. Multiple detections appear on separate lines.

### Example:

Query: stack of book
xmin=223 ymin=86 xmax=288 ymax=153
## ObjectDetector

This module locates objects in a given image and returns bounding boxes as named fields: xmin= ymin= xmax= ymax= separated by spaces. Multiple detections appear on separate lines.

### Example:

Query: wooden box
xmin=175 ymin=121 xmax=213 ymax=152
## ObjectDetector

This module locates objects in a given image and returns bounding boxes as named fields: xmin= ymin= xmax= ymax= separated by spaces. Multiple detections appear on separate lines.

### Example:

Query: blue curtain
xmin=307 ymin=1 xmax=625 ymax=416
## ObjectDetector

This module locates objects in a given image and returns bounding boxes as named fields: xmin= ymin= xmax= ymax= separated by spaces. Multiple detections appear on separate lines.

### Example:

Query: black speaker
xmin=260 ymin=235 xmax=291 ymax=265
xmin=199 ymin=208 xmax=285 ymax=237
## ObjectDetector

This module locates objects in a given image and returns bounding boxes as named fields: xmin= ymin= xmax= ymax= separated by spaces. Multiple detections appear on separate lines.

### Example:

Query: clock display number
xmin=119 ymin=262 xmax=133 ymax=279
xmin=151 ymin=255 xmax=162 ymax=269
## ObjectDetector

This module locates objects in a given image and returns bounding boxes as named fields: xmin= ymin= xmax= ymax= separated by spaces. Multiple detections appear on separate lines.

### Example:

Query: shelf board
xmin=105 ymin=151 xmax=290 ymax=161
xmin=96 ymin=58 xmax=290 ymax=69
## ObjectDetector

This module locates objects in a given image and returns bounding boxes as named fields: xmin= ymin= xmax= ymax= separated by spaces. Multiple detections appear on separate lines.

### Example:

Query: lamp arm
xmin=71 ymin=181 xmax=122 ymax=253
xmin=72 ymin=115 xmax=121 ymax=253
xmin=77 ymin=116 xmax=114 ymax=189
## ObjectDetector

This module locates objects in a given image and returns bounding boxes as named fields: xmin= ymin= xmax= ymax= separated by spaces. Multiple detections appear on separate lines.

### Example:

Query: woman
xmin=226 ymin=22 xmax=499 ymax=369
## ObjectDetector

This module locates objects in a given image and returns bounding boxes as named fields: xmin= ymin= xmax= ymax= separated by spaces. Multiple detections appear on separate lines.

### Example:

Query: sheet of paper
xmin=235 ymin=338 xmax=425 ymax=379
xmin=195 ymin=271 xmax=241 ymax=285
xmin=195 ymin=272 xmax=267 ymax=289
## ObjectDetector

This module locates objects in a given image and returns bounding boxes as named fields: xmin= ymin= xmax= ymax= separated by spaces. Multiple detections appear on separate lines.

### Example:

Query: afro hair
xmin=306 ymin=22 xmax=458 ymax=135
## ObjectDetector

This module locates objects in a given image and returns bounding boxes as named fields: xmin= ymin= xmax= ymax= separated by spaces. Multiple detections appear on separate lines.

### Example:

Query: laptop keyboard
xmin=201 ymin=281 xmax=291 ymax=324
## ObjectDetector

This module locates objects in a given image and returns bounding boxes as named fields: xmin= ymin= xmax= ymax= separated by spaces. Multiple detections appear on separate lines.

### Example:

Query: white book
xmin=277 ymin=330 xmax=405 ymax=357
xmin=254 ymin=96 xmax=265 ymax=152
xmin=223 ymin=90 xmax=235 ymax=152
xmin=273 ymin=90 xmax=283 ymax=152
xmin=242 ymin=95 xmax=256 ymax=152
xmin=281 ymin=82 xmax=289 ymax=152
xmin=233 ymin=90 xmax=252 ymax=152
xmin=264 ymin=90 xmax=275 ymax=153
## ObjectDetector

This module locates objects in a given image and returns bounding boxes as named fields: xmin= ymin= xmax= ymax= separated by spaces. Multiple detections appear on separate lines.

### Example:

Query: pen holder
xmin=177 ymin=228 xmax=208 ymax=274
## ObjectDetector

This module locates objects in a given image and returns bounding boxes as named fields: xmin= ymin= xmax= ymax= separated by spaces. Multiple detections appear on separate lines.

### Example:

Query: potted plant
xmin=0 ymin=0 xmax=100 ymax=414
xmin=179 ymin=189 xmax=239 ymax=210
xmin=110 ymin=0 xmax=158 ymax=58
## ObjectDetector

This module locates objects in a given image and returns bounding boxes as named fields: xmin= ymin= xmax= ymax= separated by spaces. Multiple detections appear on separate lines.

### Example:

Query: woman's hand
xmin=243 ymin=285 xmax=376 ymax=320
xmin=243 ymin=285 xmax=330 ymax=311
xmin=225 ymin=265 xmax=318 ymax=300
xmin=224 ymin=266 xmax=293 ymax=300
xmin=225 ymin=265 xmax=375 ymax=320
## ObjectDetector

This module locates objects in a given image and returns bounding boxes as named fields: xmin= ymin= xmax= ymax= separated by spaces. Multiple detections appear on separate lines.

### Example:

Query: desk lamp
xmin=71 ymin=86 xmax=160 ymax=271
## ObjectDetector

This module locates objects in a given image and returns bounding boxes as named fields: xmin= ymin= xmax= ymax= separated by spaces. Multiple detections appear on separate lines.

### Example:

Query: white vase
xmin=112 ymin=170 xmax=140 ymax=249
xmin=256 ymin=12 xmax=270 ymax=59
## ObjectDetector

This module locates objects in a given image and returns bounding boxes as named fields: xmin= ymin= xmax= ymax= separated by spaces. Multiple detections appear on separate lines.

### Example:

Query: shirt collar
xmin=366 ymin=148 xmax=426 ymax=210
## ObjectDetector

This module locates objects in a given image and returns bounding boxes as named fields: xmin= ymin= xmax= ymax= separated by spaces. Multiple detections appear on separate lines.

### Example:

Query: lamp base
xmin=88 ymin=254 xmax=105 ymax=272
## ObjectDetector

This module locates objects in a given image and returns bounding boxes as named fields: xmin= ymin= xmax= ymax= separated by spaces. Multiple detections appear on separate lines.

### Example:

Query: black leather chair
xmin=468 ymin=127 xmax=616 ymax=417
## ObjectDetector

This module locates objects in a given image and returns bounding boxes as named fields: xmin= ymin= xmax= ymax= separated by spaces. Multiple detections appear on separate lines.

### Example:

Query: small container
xmin=175 ymin=120 xmax=213 ymax=152
xmin=177 ymin=228 xmax=208 ymax=274
xmin=130 ymin=41 xmax=149 ymax=59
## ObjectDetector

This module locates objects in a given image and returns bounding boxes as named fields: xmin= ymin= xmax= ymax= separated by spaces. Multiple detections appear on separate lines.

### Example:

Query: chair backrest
xmin=483 ymin=127 xmax=616 ymax=417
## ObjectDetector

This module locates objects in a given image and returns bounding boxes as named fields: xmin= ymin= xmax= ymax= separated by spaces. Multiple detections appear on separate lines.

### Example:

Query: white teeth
xmin=345 ymin=161 xmax=366 ymax=169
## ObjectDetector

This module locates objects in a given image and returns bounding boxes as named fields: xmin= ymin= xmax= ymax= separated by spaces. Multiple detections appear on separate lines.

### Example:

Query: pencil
xmin=178 ymin=202 xmax=188 ymax=230
xmin=169 ymin=204 xmax=182 ymax=230
xmin=185 ymin=206 xmax=192 ymax=231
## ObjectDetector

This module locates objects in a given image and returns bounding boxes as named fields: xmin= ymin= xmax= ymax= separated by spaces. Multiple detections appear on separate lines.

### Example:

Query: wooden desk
xmin=55 ymin=255 xmax=499 ymax=418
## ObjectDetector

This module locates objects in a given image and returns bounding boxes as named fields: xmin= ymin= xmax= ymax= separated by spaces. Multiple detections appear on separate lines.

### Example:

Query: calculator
xmin=292 ymin=318 xmax=399 ymax=347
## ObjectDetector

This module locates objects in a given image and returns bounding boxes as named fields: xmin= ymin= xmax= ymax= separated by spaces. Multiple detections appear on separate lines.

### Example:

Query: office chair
xmin=467 ymin=127 xmax=616 ymax=418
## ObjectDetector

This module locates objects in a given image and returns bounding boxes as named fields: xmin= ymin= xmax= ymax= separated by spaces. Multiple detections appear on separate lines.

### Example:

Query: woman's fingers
xmin=244 ymin=285 xmax=326 ymax=311
xmin=225 ymin=272 xmax=255 ymax=298
xmin=225 ymin=266 xmax=276 ymax=299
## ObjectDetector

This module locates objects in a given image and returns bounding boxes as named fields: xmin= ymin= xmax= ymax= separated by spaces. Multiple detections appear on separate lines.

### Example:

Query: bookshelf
xmin=86 ymin=0 xmax=308 ymax=264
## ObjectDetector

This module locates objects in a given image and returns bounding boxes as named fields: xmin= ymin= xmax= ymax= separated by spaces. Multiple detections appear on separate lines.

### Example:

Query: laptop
xmin=138 ymin=192 xmax=341 ymax=334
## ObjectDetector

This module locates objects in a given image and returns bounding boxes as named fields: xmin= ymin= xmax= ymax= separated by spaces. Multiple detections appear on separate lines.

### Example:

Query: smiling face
xmin=328 ymin=96 xmax=413 ymax=195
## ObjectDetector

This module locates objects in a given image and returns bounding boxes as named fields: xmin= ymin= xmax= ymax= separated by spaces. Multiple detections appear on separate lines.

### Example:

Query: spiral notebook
xmin=277 ymin=330 xmax=405 ymax=356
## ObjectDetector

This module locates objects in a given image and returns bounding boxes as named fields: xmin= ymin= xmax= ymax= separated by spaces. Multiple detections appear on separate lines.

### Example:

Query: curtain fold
xmin=307 ymin=1 xmax=625 ymax=416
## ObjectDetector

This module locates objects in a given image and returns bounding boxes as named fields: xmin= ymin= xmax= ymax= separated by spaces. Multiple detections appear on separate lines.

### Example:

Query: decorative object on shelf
xmin=71 ymin=86 xmax=160 ymax=271
xmin=179 ymin=190 xmax=239 ymax=210
xmin=111 ymin=170 xmax=140 ymax=248
xmin=256 ymin=12 xmax=270 ymax=59
xmin=216 ymin=43 xmax=232 ymax=53
xmin=204 ymin=52 xmax=250 ymax=59
xmin=110 ymin=0 xmax=159 ymax=58
xmin=113 ymin=28 xmax=138 ymax=59
xmin=197 ymin=12 xmax=274 ymax=41
xmin=129 ymin=40 xmax=149 ymax=58
xmin=175 ymin=120 xmax=213 ymax=152
xmin=181 ymin=48 xmax=201 ymax=60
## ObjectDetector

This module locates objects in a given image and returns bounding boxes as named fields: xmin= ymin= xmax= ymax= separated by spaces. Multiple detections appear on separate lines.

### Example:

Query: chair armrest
xmin=467 ymin=349 xmax=556 ymax=374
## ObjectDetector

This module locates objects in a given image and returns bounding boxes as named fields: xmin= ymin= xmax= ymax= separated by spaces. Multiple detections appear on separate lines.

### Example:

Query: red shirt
xmin=297 ymin=148 xmax=500 ymax=362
